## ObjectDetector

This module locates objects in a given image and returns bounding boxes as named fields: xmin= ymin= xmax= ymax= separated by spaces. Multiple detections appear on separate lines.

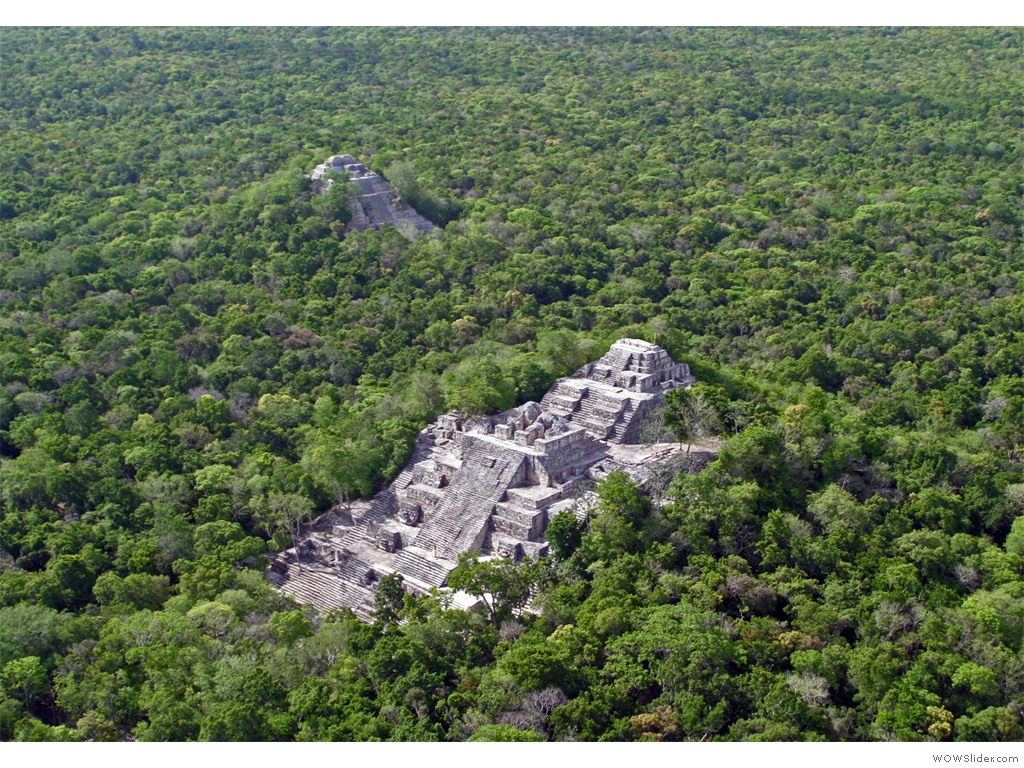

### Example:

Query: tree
xmin=447 ymin=553 xmax=538 ymax=624
xmin=588 ymin=472 xmax=651 ymax=560
xmin=1 ymin=656 xmax=47 ymax=707
xmin=192 ymin=521 xmax=266 ymax=564
xmin=0 ymin=604 xmax=69 ymax=667
xmin=266 ymin=492 xmax=316 ymax=559
xmin=467 ymin=723 xmax=543 ymax=742
xmin=545 ymin=512 xmax=584 ymax=561
xmin=268 ymin=610 xmax=313 ymax=645
xmin=372 ymin=573 xmax=407 ymax=625
xmin=665 ymin=387 xmax=721 ymax=452
xmin=193 ymin=464 xmax=236 ymax=496
xmin=443 ymin=357 xmax=517 ymax=416
xmin=301 ymin=433 xmax=375 ymax=509
xmin=92 ymin=572 xmax=170 ymax=611
xmin=385 ymin=161 xmax=419 ymax=203
xmin=1005 ymin=516 xmax=1024 ymax=559
xmin=639 ymin=403 xmax=672 ymax=447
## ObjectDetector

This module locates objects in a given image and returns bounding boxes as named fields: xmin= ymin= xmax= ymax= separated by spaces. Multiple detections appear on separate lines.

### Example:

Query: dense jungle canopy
xmin=0 ymin=26 xmax=1022 ymax=742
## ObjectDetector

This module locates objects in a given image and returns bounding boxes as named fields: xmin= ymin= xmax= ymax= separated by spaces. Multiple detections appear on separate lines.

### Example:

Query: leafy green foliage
xmin=0 ymin=27 xmax=1021 ymax=742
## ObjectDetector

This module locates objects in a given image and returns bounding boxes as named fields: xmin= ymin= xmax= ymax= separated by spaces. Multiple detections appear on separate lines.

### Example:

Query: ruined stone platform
xmin=268 ymin=339 xmax=704 ymax=619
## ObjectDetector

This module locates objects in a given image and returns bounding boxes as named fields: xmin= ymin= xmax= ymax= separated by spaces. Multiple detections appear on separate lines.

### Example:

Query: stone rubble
xmin=267 ymin=339 xmax=704 ymax=620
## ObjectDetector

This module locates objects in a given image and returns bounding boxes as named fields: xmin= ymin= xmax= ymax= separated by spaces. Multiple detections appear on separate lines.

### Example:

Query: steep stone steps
xmin=334 ymin=527 xmax=373 ymax=549
xmin=392 ymin=548 xmax=455 ymax=588
xmin=412 ymin=485 xmax=474 ymax=553
xmin=334 ymin=554 xmax=377 ymax=585
xmin=413 ymin=447 xmax=525 ymax=559
xmin=434 ymin=498 xmax=492 ymax=560
xmin=440 ymin=489 xmax=497 ymax=558
xmin=273 ymin=566 xmax=375 ymax=620
xmin=540 ymin=382 xmax=584 ymax=414
xmin=610 ymin=399 xmax=640 ymax=442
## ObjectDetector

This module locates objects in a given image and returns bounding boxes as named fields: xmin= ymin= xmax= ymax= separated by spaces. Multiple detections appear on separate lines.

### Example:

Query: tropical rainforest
xmin=0 ymin=27 xmax=1022 ymax=743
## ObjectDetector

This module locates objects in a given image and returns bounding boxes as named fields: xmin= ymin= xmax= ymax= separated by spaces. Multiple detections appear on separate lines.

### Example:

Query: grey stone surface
xmin=268 ymin=340 xmax=705 ymax=619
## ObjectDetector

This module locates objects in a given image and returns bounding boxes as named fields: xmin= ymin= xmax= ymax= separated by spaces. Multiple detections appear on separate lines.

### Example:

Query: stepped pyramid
xmin=310 ymin=153 xmax=435 ymax=235
xmin=268 ymin=339 xmax=696 ymax=619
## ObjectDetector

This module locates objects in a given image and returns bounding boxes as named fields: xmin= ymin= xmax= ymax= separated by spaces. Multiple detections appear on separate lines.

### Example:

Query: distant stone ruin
xmin=310 ymin=154 xmax=435 ymax=235
xmin=267 ymin=339 xmax=700 ymax=620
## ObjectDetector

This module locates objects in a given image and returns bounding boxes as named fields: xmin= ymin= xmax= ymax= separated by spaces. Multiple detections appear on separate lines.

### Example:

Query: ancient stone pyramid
xmin=310 ymin=153 xmax=435 ymax=235
xmin=267 ymin=339 xmax=696 ymax=620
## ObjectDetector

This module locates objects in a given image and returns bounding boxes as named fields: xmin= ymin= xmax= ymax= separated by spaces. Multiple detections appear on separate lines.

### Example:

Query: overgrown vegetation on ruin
xmin=0 ymin=27 xmax=1022 ymax=742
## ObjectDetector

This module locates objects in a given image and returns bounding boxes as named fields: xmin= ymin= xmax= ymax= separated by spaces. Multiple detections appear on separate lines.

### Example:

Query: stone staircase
xmin=269 ymin=564 xmax=376 ymax=621
xmin=413 ymin=448 xmax=525 ymax=560
xmin=392 ymin=547 xmax=456 ymax=589
xmin=333 ymin=527 xmax=373 ymax=548
xmin=412 ymin=484 xmax=478 ymax=553
xmin=574 ymin=395 xmax=617 ymax=440
xmin=543 ymin=383 xmax=647 ymax=444
xmin=540 ymin=382 xmax=586 ymax=417
xmin=440 ymin=491 xmax=495 ymax=560
xmin=334 ymin=553 xmax=378 ymax=585
xmin=347 ymin=173 xmax=436 ymax=235
xmin=545 ymin=385 xmax=591 ymax=435
xmin=609 ymin=398 xmax=639 ymax=442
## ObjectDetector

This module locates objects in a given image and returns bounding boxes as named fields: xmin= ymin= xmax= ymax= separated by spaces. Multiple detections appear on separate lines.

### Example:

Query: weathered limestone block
xmin=494 ymin=537 xmax=524 ymax=562
xmin=406 ymin=485 xmax=443 ymax=506
xmin=494 ymin=502 xmax=548 ymax=537
xmin=521 ymin=541 xmax=549 ymax=561
xmin=491 ymin=515 xmax=533 ymax=539
xmin=376 ymin=528 xmax=402 ymax=553
xmin=437 ymin=414 xmax=463 ymax=433
xmin=411 ymin=460 xmax=448 ymax=488
xmin=398 ymin=500 xmax=422 ymax=526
